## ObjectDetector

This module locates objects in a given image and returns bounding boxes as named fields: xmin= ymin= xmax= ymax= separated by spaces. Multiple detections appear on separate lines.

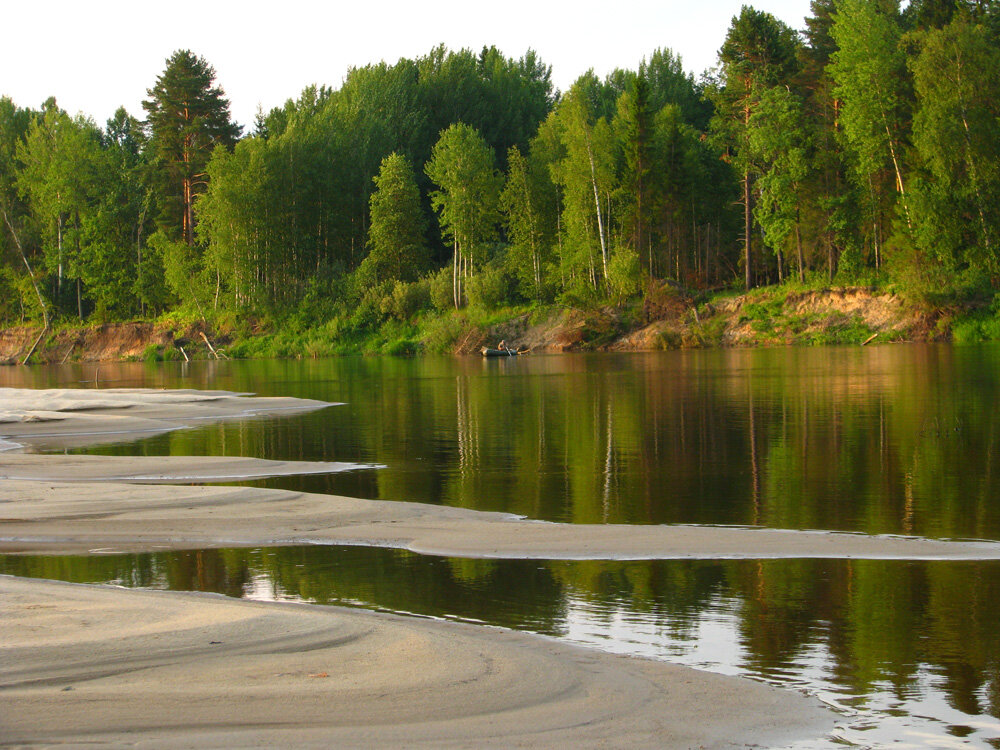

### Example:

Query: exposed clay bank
xmin=0 ymin=287 xmax=944 ymax=364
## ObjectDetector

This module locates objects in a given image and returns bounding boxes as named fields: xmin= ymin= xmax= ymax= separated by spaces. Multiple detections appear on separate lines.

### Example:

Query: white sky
xmin=3 ymin=0 xmax=814 ymax=131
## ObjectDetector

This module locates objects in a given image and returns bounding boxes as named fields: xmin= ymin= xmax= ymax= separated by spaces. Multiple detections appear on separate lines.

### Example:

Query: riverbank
xmin=0 ymin=284 xmax=967 ymax=364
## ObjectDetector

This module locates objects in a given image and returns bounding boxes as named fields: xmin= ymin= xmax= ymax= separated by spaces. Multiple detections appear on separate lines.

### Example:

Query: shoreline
xmin=0 ymin=287 xmax=952 ymax=364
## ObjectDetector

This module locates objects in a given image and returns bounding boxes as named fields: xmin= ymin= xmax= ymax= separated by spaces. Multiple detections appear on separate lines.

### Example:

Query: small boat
xmin=482 ymin=347 xmax=519 ymax=357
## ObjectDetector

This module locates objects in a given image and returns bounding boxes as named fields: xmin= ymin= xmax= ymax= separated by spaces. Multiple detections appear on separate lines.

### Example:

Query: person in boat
xmin=498 ymin=340 xmax=508 ymax=352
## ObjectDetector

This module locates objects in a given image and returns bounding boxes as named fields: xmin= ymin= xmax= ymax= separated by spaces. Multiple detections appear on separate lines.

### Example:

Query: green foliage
xmin=500 ymin=145 xmax=549 ymax=301
xmin=420 ymin=313 xmax=468 ymax=352
xmin=364 ymin=153 xmax=429 ymax=284
xmin=829 ymin=0 xmax=912 ymax=248
xmin=951 ymin=295 xmax=1000 ymax=342
xmin=712 ymin=5 xmax=801 ymax=288
xmin=2 ymin=25 xmax=1000 ymax=342
xmin=908 ymin=17 xmax=1000 ymax=278
xmin=425 ymin=122 xmax=502 ymax=284
xmin=606 ymin=245 xmax=641 ymax=304
xmin=149 ymin=230 xmax=205 ymax=315
xmin=466 ymin=264 xmax=512 ymax=310
xmin=384 ymin=278 xmax=432 ymax=321
xmin=143 ymin=50 xmax=240 ymax=246
xmin=428 ymin=266 xmax=455 ymax=312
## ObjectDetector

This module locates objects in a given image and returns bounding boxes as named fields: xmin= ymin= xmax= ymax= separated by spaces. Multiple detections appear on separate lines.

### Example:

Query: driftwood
xmin=21 ymin=326 xmax=48 ymax=366
xmin=861 ymin=332 xmax=879 ymax=346
xmin=179 ymin=346 xmax=189 ymax=363
xmin=200 ymin=332 xmax=229 ymax=360
xmin=60 ymin=339 xmax=78 ymax=365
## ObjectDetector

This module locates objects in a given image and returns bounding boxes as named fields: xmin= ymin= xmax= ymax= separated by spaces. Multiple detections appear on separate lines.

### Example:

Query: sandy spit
xmin=2 ymin=477 xmax=999 ymax=560
xmin=0 ymin=386 xmax=334 ymax=451
xmin=0 ymin=454 xmax=379 ymax=482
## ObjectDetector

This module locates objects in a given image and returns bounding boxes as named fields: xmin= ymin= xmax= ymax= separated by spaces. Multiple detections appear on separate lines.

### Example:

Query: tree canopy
xmin=2 ymin=18 xmax=1000 ymax=331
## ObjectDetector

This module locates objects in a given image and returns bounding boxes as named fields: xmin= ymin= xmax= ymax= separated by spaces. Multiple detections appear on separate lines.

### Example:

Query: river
xmin=3 ymin=344 xmax=1000 ymax=748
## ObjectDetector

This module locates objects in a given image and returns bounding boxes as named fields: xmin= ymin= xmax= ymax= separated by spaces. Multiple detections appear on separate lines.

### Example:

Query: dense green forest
xmin=1 ymin=0 xmax=999 ymax=346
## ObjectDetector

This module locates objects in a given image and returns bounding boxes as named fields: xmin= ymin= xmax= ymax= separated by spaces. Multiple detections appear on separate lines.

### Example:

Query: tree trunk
xmin=743 ymin=100 xmax=753 ymax=290
xmin=795 ymin=220 xmax=805 ymax=284
xmin=3 ymin=208 xmax=48 ymax=329
xmin=743 ymin=170 xmax=753 ymax=289
xmin=587 ymin=139 xmax=608 ymax=283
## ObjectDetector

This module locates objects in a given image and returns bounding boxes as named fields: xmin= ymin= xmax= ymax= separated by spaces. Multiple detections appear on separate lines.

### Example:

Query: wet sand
xmin=1 ymin=576 xmax=835 ymax=749
xmin=0 ymin=387 xmax=859 ymax=747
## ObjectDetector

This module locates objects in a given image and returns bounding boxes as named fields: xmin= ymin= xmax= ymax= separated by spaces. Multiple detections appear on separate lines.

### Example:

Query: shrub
xmin=429 ymin=267 xmax=455 ymax=312
xmin=385 ymin=279 xmax=431 ymax=321
xmin=606 ymin=246 xmax=641 ymax=304
xmin=467 ymin=265 xmax=511 ymax=310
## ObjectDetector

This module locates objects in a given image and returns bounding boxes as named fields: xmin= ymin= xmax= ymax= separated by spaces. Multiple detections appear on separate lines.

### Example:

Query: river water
xmin=3 ymin=345 xmax=1000 ymax=748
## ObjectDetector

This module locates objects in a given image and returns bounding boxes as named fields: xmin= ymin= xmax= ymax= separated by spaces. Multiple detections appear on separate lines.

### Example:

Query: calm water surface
xmin=3 ymin=345 xmax=1000 ymax=747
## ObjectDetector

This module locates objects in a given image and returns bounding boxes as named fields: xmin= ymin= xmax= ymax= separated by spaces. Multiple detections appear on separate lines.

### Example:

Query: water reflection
xmin=7 ymin=345 xmax=999 ymax=540
xmin=4 ymin=548 xmax=1000 ymax=748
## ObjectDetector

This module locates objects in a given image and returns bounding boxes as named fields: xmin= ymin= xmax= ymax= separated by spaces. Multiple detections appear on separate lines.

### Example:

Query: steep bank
xmin=0 ymin=287 xmax=945 ymax=364
xmin=0 ymin=321 xmax=231 ymax=365
xmin=464 ymin=285 xmax=942 ymax=354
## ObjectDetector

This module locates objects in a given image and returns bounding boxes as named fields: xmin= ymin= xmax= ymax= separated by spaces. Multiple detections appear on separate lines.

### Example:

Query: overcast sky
xmin=3 ymin=0 xmax=815 ymax=130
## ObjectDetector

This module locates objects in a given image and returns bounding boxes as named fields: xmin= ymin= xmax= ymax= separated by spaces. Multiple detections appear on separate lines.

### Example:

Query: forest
xmin=1 ymin=0 xmax=999 ymax=351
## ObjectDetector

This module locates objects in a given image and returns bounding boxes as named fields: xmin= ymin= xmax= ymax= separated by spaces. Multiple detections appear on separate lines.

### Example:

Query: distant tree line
xmin=2 ymin=0 xmax=999 ymax=331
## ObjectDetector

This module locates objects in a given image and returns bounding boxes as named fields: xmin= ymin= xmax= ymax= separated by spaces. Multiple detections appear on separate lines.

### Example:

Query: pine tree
xmin=714 ymin=7 xmax=800 ymax=288
xmin=143 ymin=50 xmax=240 ymax=247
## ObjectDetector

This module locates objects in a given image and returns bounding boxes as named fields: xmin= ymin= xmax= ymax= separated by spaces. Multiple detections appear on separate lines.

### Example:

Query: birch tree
xmin=909 ymin=16 xmax=1000 ymax=277
xmin=425 ymin=123 xmax=501 ymax=308
xmin=829 ymin=0 xmax=912 ymax=250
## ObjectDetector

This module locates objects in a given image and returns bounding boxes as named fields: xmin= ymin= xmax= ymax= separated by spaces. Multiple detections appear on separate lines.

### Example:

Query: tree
xmin=500 ymin=145 xmax=547 ymax=299
xmin=714 ymin=6 xmax=800 ymax=288
xmin=908 ymin=16 xmax=1000 ymax=281
xmin=549 ymin=76 xmax=617 ymax=295
xmin=642 ymin=48 xmax=711 ymax=129
xmin=362 ymin=153 xmax=428 ymax=284
xmin=614 ymin=73 xmax=653 ymax=276
xmin=78 ymin=108 xmax=158 ymax=318
xmin=17 ymin=102 xmax=103 ymax=318
xmin=0 ymin=97 xmax=48 ymax=329
xmin=425 ymin=123 xmax=501 ymax=308
xmin=143 ymin=50 xmax=240 ymax=246
xmin=829 ymin=0 xmax=912 ymax=259
xmin=747 ymin=86 xmax=813 ymax=281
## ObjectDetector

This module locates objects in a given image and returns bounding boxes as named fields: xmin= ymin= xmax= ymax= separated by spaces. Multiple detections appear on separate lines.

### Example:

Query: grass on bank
xmin=12 ymin=273 xmax=1000 ymax=364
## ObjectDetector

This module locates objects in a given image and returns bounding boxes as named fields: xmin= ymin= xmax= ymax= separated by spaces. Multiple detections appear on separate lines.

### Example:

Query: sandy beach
xmin=8 ymin=385 xmax=957 ymax=747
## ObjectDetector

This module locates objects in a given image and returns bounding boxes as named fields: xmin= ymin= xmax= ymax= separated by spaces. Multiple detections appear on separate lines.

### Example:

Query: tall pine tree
xmin=143 ymin=50 xmax=240 ymax=247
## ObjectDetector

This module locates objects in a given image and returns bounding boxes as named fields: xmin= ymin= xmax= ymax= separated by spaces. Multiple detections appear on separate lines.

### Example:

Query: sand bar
xmin=0 ymin=576 xmax=836 ymax=748
xmin=0 ymin=454 xmax=378 ymax=482
xmin=0 ymin=386 xmax=334 ymax=451
xmin=2 ymin=477 xmax=1000 ymax=560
